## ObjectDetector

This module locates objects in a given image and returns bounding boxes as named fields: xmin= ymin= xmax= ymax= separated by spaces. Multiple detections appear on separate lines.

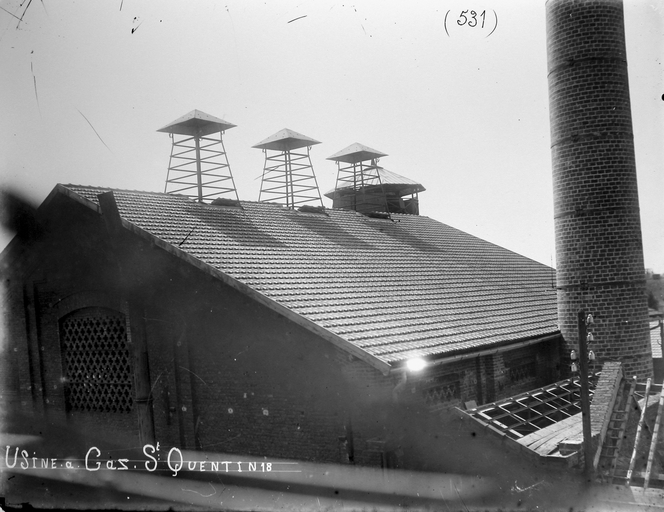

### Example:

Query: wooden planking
xmin=535 ymin=424 xmax=583 ymax=456
xmin=516 ymin=413 xmax=582 ymax=455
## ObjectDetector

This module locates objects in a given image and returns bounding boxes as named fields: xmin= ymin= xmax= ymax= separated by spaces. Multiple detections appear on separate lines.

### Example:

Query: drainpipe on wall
xmin=392 ymin=371 xmax=408 ymax=403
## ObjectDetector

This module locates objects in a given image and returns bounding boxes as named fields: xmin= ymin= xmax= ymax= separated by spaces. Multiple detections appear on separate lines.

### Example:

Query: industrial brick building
xmin=2 ymin=183 xmax=563 ymax=468
xmin=3 ymin=0 xmax=656 ymax=466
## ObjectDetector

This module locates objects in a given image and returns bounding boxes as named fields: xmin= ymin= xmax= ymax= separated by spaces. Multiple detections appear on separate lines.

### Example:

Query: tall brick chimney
xmin=546 ymin=0 xmax=652 ymax=378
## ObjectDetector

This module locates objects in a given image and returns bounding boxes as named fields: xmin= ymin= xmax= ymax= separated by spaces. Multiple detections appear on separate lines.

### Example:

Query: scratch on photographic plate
xmin=31 ymin=57 xmax=40 ymax=116
xmin=131 ymin=17 xmax=143 ymax=34
xmin=287 ymin=15 xmax=307 ymax=24
xmin=182 ymin=483 xmax=217 ymax=498
xmin=179 ymin=365 xmax=208 ymax=386
xmin=77 ymin=109 xmax=113 ymax=153
xmin=0 ymin=5 xmax=22 ymax=22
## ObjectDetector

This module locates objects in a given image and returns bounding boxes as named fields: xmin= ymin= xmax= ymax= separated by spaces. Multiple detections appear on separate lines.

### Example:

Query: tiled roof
xmin=61 ymin=185 xmax=559 ymax=367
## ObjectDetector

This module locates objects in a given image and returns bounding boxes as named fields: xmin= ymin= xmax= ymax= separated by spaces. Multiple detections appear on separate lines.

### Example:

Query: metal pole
xmin=352 ymin=163 xmax=358 ymax=211
xmin=285 ymin=150 xmax=293 ymax=209
xmin=194 ymin=134 xmax=203 ymax=202
xmin=577 ymin=309 xmax=593 ymax=479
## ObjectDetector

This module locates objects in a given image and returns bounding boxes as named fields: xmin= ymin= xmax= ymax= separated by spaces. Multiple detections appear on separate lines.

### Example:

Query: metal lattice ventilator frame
xmin=253 ymin=128 xmax=323 ymax=209
xmin=327 ymin=143 xmax=390 ymax=215
xmin=59 ymin=307 xmax=134 ymax=413
xmin=158 ymin=110 xmax=239 ymax=203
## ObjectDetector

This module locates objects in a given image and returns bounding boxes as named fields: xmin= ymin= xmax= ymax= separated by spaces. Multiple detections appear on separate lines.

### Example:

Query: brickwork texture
xmin=546 ymin=0 xmax=652 ymax=378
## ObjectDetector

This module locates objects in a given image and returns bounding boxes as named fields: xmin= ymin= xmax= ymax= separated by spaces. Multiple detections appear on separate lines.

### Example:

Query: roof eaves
xmin=389 ymin=331 xmax=561 ymax=373
xmin=52 ymin=183 xmax=102 ymax=214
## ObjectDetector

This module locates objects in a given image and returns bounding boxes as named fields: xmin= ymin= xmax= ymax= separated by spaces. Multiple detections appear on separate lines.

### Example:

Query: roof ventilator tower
xmin=253 ymin=129 xmax=323 ymax=209
xmin=327 ymin=143 xmax=397 ymax=216
xmin=158 ymin=110 xmax=239 ymax=203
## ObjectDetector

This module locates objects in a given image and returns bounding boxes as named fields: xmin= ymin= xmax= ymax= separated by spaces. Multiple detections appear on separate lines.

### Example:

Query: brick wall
xmin=1 ymin=198 xmax=150 ymax=452
xmin=175 ymin=283 xmax=350 ymax=463
xmin=589 ymin=362 xmax=623 ymax=439
xmin=2 ymin=280 xmax=29 ymax=405
xmin=546 ymin=0 xmax=652 ymax=378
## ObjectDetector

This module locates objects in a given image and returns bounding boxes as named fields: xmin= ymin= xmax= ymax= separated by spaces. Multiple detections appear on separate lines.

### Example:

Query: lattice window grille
xmin=424 ymin=383 xmax=460 ymax=405
xmin=421 ymin=372 xmax=461 ymax=405
xmin=60 ymin=308 xmax=134 ymax=413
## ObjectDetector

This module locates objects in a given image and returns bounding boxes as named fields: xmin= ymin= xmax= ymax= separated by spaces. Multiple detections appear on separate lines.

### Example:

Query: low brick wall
xmin=559 ymin=361 xmax=623 ymax=467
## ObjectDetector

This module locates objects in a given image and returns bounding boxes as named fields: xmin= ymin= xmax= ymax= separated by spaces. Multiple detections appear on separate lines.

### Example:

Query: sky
xmin=0 ymin=0 xmax=662 ymax=272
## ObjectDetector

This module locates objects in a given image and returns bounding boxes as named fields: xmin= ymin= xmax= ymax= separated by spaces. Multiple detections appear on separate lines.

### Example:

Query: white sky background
xmin=0 ymin=0 xmax=662 ymax=271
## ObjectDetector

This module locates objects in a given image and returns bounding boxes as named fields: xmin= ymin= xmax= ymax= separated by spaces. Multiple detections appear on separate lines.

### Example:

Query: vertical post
xmin=475 ymin=356 xmax=484 ymax=405
xmin=172 ymin=327 xmax=188 ymax=449
xmin=577 ymin=309 xmax=593 ymax=479
xmin=194 ymin=133 xmax=203 ymax=202
xmin=164 ymin=133 xmax=174 ymax=193
xmin=285 ymin=150 xmax=293 ymax=209
xmin=126 ymin=302 xmax=156 ymax=446
xmin=352 ymin=163 xmax=358 ymax=211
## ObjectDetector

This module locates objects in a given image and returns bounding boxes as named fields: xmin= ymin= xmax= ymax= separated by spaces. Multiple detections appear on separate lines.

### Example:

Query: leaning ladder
xmin=643 ymin=383 xmax=664 ymax=490
xmin=626 ymin=378 xmax=652 ymax=486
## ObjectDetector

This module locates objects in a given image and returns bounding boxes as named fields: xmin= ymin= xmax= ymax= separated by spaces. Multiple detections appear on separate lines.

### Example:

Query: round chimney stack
xmin=546 ymin=0 xmax=652 ymax=377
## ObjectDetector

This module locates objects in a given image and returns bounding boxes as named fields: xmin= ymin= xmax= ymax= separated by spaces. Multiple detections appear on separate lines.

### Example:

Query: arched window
xmin=59 ymin=307 xmax=134 ymax=413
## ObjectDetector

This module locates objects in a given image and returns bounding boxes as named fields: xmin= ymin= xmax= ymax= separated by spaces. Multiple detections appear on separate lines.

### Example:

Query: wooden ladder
xmin=597 ymin=377 xmax=635 ymax=483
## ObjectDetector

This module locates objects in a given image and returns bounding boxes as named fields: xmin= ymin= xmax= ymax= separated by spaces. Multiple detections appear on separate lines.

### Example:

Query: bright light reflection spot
xmin=406 ymin=358 xmax=427 ymax=372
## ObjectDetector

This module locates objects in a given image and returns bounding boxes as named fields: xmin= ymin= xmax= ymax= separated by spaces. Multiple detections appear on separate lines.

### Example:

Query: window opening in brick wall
xmin=59 ymin=307 xmax=134 ymax=413
xmin=505 ymin=354 xmax=537 ymax=383
xmin=508 ymin=361 xmax=537 ymax=383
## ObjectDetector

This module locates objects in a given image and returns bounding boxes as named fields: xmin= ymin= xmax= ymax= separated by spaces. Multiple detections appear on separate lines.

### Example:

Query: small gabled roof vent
xmin=210 ymin=197 xmax=242 ymax=208
xmin=365 ymin=211 xmax=392 ymax=220
xmin=298 ymin=204 xmax=328 ymax=215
